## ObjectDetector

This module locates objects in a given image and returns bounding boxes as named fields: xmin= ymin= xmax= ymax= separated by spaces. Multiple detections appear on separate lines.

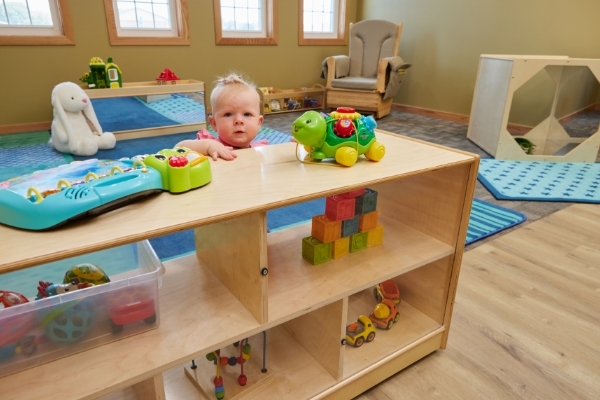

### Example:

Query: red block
xmin=325 ymin=195 xmax=356 ymax=221
xmin=341 ymin=188 xmax=366 ymax=199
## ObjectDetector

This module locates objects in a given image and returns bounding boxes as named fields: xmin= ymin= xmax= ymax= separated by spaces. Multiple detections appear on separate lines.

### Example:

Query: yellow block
xmin=366 ymin=225 xmax=384 ymax=247
xmin=332 ymin=236 xmax=350 ymax=259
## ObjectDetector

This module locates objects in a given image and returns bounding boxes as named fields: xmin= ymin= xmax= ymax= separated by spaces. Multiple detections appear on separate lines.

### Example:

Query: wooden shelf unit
xmin=262 ymin=85 xmax=324 ymax=114
xmin=0 ymin=131 xmax=478 ymax=400
xmin=81 ymin=79 xmax=207 ymax=140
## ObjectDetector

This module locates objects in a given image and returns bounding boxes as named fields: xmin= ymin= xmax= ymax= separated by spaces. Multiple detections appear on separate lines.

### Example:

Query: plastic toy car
xmin=345 ymin=315 xmax=376 ymax=347
xmin=369 ymin=299 xmax=400 ymax=330
xmin=107 ymin=287 xmax=156 ymax=333
xmin=373 ymin=279 xmax=401 ymax=305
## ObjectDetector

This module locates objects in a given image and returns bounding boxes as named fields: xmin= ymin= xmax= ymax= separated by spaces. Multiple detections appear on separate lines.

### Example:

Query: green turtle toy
xmin=291 ymin=107 xmax=385 ymax=167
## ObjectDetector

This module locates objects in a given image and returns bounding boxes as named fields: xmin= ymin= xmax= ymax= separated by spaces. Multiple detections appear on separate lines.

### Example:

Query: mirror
xmin=507 ymin=65 xmax=600 ymax=157
xmin=90 ymin=91 xmax=206 ymax=140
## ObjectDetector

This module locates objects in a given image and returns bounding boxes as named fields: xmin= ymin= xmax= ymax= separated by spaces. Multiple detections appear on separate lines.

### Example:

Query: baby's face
xmin=209 ymin=88 xmax=263 ymax=148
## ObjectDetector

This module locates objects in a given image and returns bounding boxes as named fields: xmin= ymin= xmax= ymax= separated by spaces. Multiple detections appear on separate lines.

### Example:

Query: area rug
xmin=91 ymin=97 xmax=180 ymax=132
xmin=478 ymin=159 xmax=600 ymax=202
xmin=0 ymin=131 xmax=72 ymax=181
xmin=466 ymin=198 xmax=526 ymax=245
xmin=155 ymin=198 xmax=523 ymax=260
xmin=71 ymin=125 xmax=292 ymax=161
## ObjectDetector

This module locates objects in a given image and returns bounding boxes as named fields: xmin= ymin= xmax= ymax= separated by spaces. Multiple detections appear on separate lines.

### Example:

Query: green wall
xmin=358 ymin=0 xmax=600 ymax=120
xmin=0 ymin=0 xmax=357 ymax=127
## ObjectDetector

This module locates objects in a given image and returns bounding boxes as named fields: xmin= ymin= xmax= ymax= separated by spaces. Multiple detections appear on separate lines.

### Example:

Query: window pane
xmin=152 ymin=3 xmax=170 ymax=29
xmin=234 ymin=7 xmax=248 ymax=30
xmin=247 ymin=8 xmax=259 ymax=31
xmin=117 ymin=1 xmax=137 ymax=28
xmin=136 ymin=2 xmax=154 ymax=28
xmin=5 ymin=0 xmax=31 ymax=25
xmin=221 ymin=0 xmax=234 ymax=6
xmin=323 ymin=0 xmax=332 ymax=13
xmin=0 ymin=2 xmax=8 ymax=24
xmin=235 ymin=0 xmax=248 ymax=8
xmin=247 ymin=0 xmax=258 ymax=8
xmin=221 ymin=7 xmax=235 ymax=30
xmin=28 ymin=0 xmax=52 ymax=25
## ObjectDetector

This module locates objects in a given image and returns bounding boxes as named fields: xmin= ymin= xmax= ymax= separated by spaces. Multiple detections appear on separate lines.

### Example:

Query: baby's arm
xmin=175 ymin=139 xmax=237 ymax=161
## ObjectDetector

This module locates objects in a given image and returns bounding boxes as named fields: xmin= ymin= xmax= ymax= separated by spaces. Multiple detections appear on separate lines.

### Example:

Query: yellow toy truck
xmin=345 ymin=315 xmax=376 ymax=347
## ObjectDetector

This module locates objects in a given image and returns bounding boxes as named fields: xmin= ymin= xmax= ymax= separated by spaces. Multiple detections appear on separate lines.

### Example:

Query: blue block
xmin=341 ymin=215 xmax=359 ymax=237
xmin=355 ymin=188 xmax=378 ymax=215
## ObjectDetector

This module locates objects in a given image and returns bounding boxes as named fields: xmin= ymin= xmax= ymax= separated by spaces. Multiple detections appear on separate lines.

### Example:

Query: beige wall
xmin=0 ymin=0 xmax=357 ymax=127
xmin=358 ymin=0 xmax=600 ymax=119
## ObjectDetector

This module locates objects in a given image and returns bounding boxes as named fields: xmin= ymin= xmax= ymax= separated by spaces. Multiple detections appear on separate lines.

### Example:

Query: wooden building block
xmin=341 ymin=215 xmax=359 ymax=238
xmin=325 ymin=195 xmax=356 ymax=221
xmin=311 ymin=215 xmax=342 ymax=243
xmin=332 ymin=237 xmax=350 ymax=259
xmin=349 ymin=232 xmax=368 ymax=253
xmin=302 ymin=236 xmax=332 ymax=265
xmin=355 ymin=188 xmax=378 ymax=215
xmin=366 ymin=225 xmax=384 ymax=247
xmin=359 ymin=210 xmax=379 ymax=232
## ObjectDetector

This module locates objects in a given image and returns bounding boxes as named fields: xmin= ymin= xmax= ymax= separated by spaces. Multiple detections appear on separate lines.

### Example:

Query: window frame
xmin=103 ymin=0 xmax=190 ymax=45
xmin=298 ymin=0 xmax=346 ymax=46
xmin=0 ymin=0 xmax=75 ymax=46
xmin=213 ymin=0 xmax=278 ymax=45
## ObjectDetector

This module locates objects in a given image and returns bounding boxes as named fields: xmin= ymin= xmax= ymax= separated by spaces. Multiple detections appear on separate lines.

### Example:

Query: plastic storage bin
xmin=0 ymin=240 xmax=164 ymax=378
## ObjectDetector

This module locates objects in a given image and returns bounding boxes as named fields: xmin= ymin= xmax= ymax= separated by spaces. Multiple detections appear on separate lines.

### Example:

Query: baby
xmin=176 ymin=74 xmax=265 ymax=160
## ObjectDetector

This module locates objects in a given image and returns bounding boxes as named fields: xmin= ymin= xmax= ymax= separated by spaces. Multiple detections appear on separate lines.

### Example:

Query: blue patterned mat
xmin=478 ymin=159 xmax=600 ymax=202
xmin=466 ymin=198 xmax=526 ymax=245
xmin=144 ymin=93 xmax=206 ymax=124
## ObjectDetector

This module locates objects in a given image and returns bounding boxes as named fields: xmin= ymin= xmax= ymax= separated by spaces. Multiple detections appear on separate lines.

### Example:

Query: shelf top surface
xmin=0 ymin=130 xmax=477 ymax=273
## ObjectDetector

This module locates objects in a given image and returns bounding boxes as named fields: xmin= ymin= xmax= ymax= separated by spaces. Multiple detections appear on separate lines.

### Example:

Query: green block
xmin=302 ymin=236 xmax=332 ymax=265
xmin=349 ymin=232 xmax=368 ymax=253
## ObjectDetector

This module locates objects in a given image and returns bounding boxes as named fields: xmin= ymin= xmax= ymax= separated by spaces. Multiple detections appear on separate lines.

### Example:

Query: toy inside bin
xmin=0 ymin=240 xmax=164 ymax=378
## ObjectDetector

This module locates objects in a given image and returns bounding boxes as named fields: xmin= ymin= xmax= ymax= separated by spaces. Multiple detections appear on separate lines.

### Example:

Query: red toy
xmin=107 ymin=287 xmax=157 ymax=333
xmin=325 ymin=195 xmax=355 ymax=221
xmin=373 ymin=279 xmax=401 ymax=304
xmin=156 ymin=68 xmax=180 ymax=85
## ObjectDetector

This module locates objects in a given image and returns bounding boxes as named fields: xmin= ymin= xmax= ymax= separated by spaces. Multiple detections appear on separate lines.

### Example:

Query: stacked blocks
xmin=302 ymin=188 xmax=384 ymax=265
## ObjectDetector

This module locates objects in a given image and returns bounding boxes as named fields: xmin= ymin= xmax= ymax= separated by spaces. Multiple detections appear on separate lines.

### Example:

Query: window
xmin=104 ymin=0 xmax=189 ymax=45
xmin=213 ymin=0 xmax=277 ymax=45
xmin=299 ymin=0 xmax=346 ymax=45
xmin=0 ymin=0 xmax=74 ymax=45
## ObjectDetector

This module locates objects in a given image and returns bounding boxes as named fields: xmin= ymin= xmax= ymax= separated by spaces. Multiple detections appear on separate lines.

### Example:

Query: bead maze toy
xmin=0 ymin=147 xmax=212 ymax=231
xmin=291 ymin=107 xmax=385 ymax=167
xmin=302 ymin=188 xmax=384 ymax=265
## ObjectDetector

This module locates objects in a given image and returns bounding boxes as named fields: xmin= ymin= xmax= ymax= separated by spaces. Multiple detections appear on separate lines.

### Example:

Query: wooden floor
xmin=101 ymin=204 xmax=600 ymax=400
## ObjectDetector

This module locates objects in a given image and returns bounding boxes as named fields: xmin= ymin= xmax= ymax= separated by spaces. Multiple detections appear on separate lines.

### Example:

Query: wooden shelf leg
xmin=194 ymin=211 xmax=268 ymax=324
xmin=132 ymin=374 xmax=166 ymax=400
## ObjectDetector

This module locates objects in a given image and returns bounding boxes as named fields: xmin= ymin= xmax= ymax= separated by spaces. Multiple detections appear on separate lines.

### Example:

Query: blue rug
xmin=466 ymin=198 xmax=526 ymax=245
xmin=71 ymin=126 xmax=292 ymax=162
xmin=478 ymin=159 xmax=600 ymax=202
xmin=0 ymin=131 xmax=73 ymax=181
xmin=92 ymin=97 xmax=180 ymax=132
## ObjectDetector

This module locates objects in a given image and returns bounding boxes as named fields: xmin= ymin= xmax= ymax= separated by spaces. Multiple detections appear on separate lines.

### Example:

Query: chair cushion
xmin=331 ymin=77 xmax=378 ymax=91
xmin=349 ymin=20 xmax=398 ymax=78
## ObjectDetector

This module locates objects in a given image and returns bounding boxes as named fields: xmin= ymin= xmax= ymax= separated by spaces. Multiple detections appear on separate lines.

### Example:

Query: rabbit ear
xmin=81 ymin=96 xmax=104 ymax=135
xmin=52 ymin=86 xmax=72 ymax=144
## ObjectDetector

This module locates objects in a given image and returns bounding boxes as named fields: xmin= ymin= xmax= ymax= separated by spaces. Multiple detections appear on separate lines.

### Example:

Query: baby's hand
xmin=206 ymin=141 xmax=237 ymax=161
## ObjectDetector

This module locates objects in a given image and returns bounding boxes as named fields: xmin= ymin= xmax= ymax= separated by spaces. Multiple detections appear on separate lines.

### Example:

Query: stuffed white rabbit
xmin=49 ymin=82 xmax=116 ymax=156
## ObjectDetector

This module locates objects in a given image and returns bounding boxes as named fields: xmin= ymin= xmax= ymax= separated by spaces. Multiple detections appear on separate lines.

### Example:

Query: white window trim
xmin=112 ymin=0 xmax=178 ymax=38
xmin=103 ymin=0 xmax=190 ymax=45
xmin=299 ymin=0 xmax=346 ymax=46
xmin=213 ymin=0 xmax=277 ymax=45
xmin=0 ymin=0 xmax=74 ymax=45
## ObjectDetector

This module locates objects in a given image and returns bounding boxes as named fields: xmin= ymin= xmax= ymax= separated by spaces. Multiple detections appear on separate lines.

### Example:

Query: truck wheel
xmin=111 ymin=321 xmax=124 ymax=333
xmin=366 ymin=332 xmax=376 ymax=342
xmin=335 ymin=147 xmax=358 ymax=167
xmin=394 ymin=313 xmax=400 ymax=323
xmin=387 ymin=320 xmax=394 ymax=330
xmin=365 ymin=142 xmax=385 ymax=161
xmin=355 ymin=337 xmax=364 ymax=347
xmin=144 ymin=313 xmax=157 ymax=324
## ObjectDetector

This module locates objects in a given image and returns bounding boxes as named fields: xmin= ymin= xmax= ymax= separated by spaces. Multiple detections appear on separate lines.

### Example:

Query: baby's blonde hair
xmin=210 ymin=73 xmax=261 ymax=114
